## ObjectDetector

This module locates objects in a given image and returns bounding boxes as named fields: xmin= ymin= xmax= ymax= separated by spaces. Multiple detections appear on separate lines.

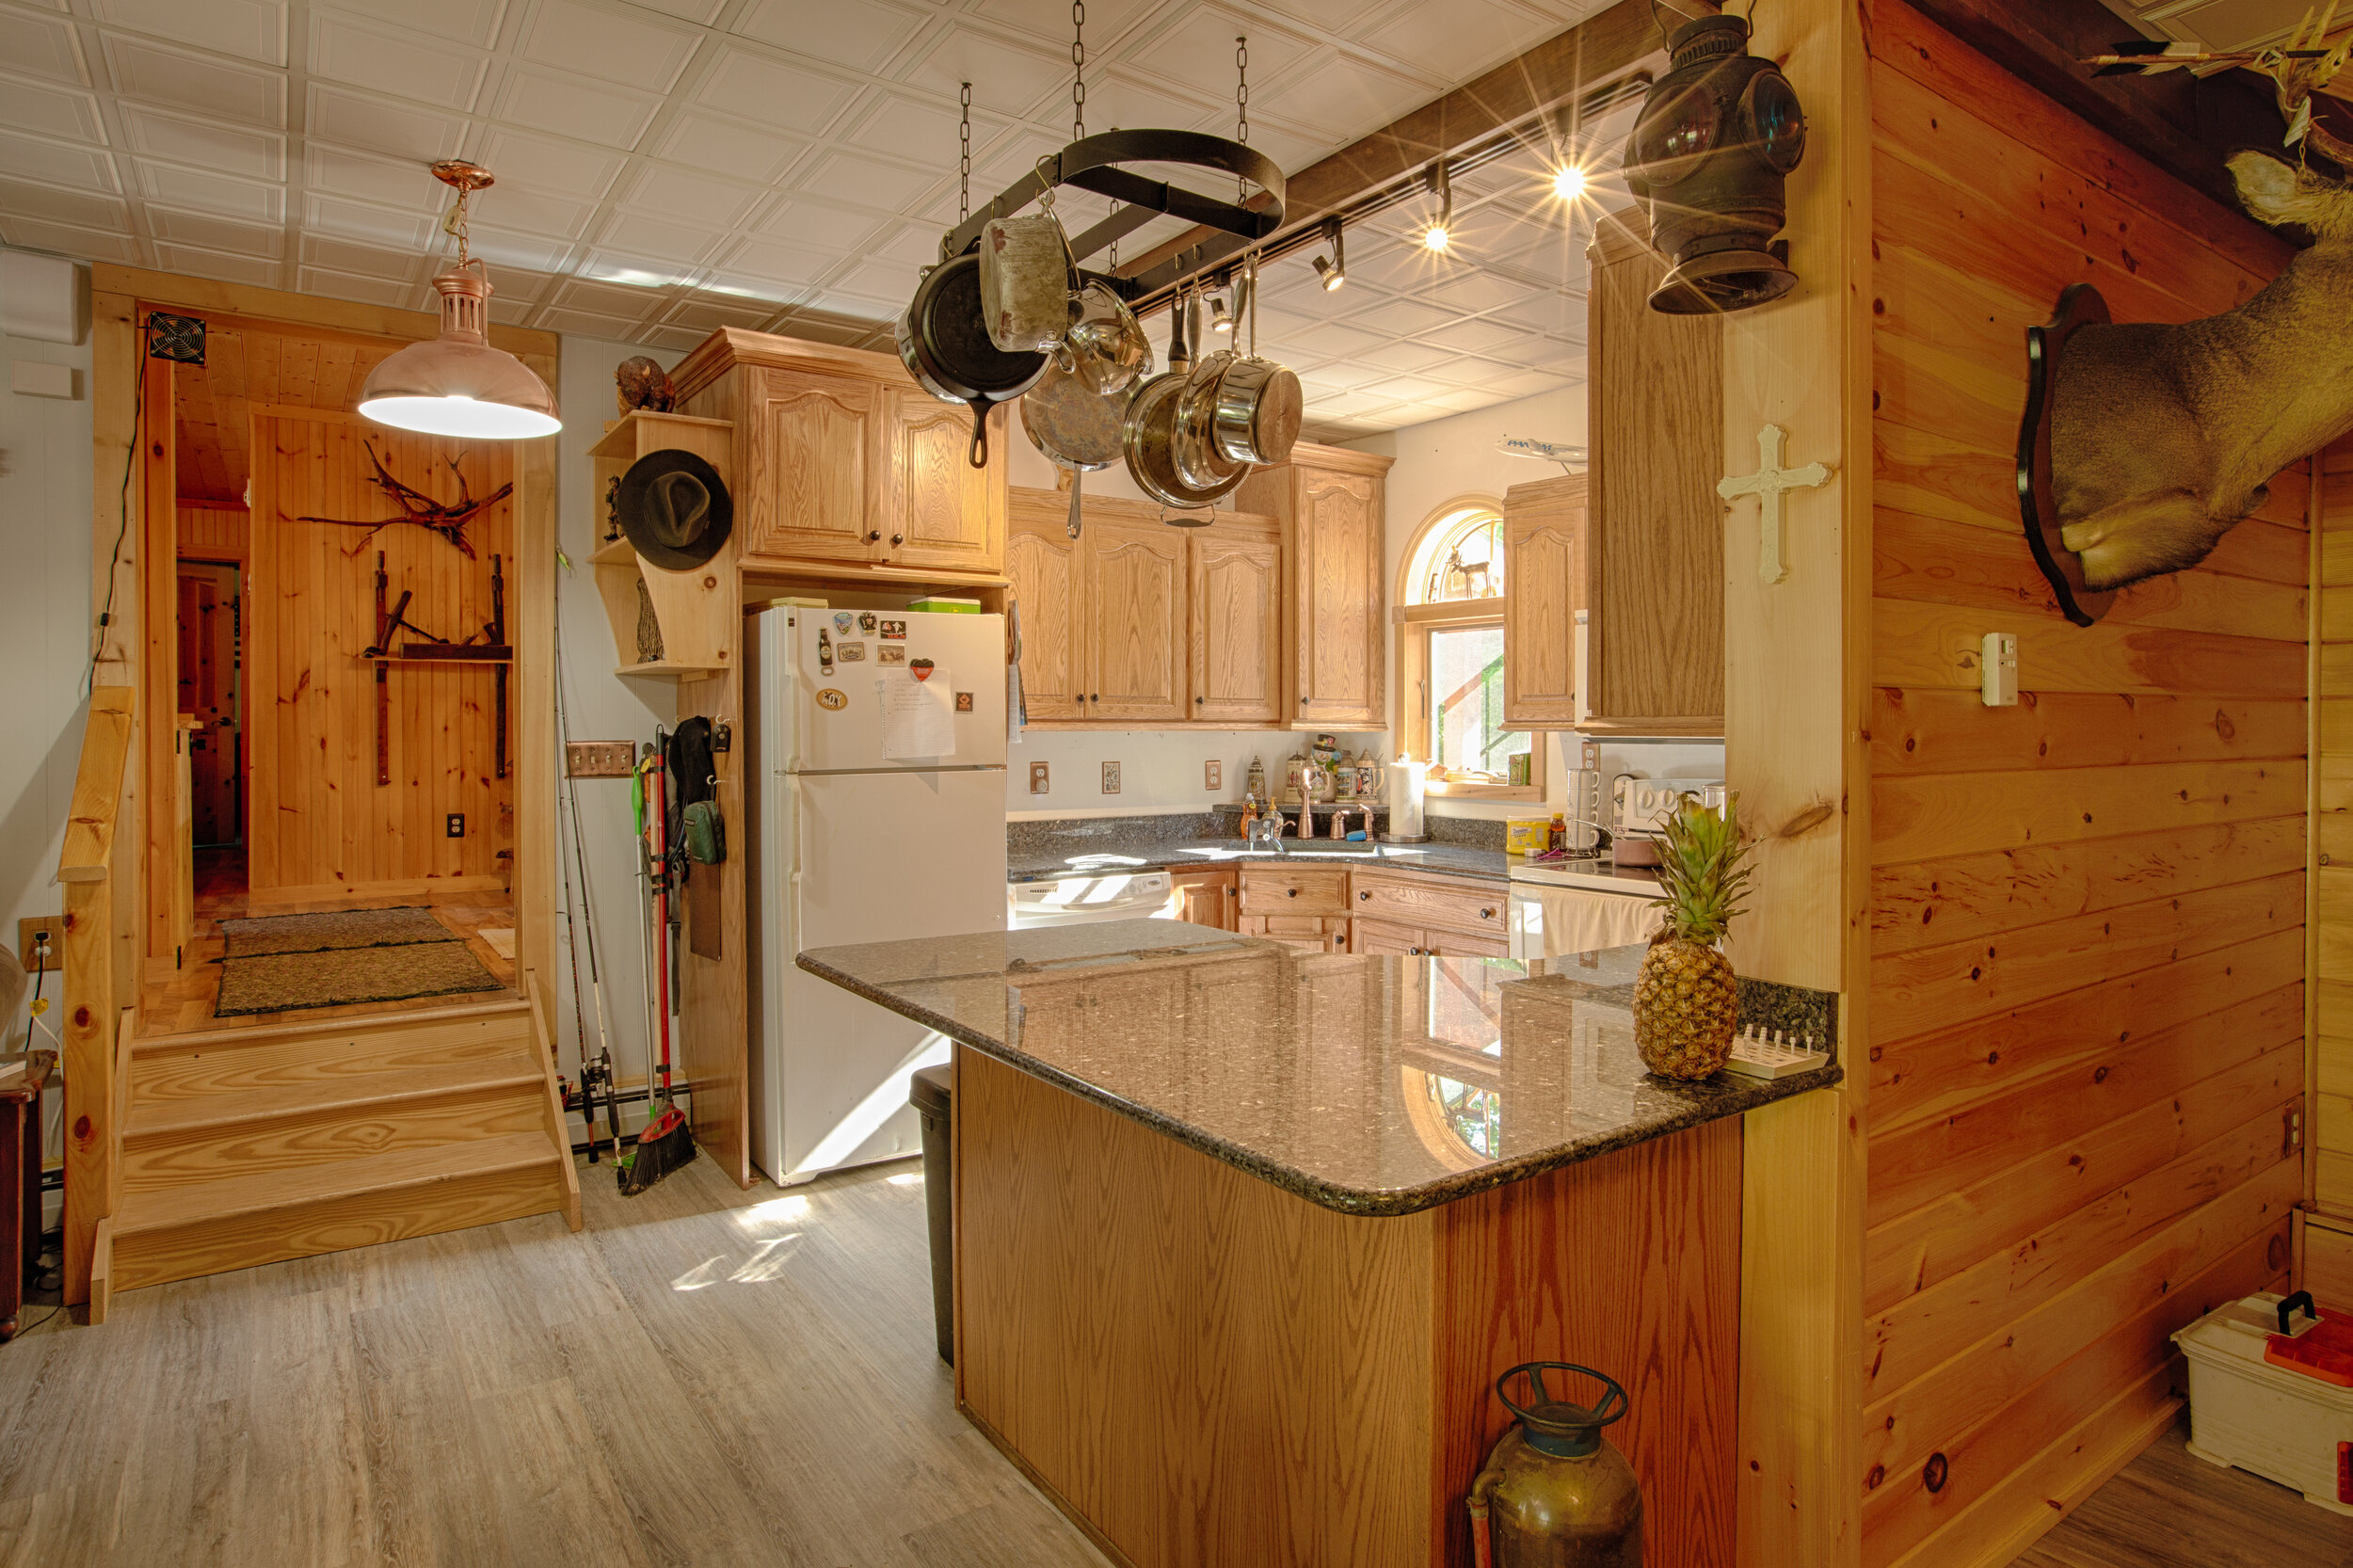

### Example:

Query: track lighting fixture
xmin=1421 ymin=161 xmax=1452 ymax=252
xmin=1311 ymin=217 xmax=1346 ymax=291
xmin=1209 ymin=296 xmax=1233 ymax=333
xmin=1552 ymin=164 xmax=1588 ymax=200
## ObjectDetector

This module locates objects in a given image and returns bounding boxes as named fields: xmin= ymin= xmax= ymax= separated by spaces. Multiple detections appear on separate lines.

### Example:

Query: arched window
xmin=1397 ymin=500 xmax=1539 ymax=796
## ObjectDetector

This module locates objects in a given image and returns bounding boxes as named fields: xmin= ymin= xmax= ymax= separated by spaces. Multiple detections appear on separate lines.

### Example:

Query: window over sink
xmin=1399 ymin=499 xmax=1539 ymax=800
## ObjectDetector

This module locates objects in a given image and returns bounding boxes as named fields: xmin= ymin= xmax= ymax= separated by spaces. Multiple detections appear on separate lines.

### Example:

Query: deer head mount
xmin=2028 ymin=16 xmax=2353 ymax=623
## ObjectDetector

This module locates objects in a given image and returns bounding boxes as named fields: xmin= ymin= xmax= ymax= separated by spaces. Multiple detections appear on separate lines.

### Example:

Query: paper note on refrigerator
xmin=877 ymin=667 xmax=954 ymax=759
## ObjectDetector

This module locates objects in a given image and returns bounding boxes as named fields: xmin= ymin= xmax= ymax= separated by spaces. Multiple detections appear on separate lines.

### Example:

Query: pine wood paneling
xmin=1862 ymin=8 xmax=2308 ymax=1562
xmin=246 ymin=410 xmax=514 ymax=900
xmin=176 ymin=503 xmax=249 ymax=560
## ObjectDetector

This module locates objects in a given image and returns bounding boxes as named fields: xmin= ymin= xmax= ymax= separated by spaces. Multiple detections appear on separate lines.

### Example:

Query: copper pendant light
xmin=358 ymin=160 xmax=561 ymax=440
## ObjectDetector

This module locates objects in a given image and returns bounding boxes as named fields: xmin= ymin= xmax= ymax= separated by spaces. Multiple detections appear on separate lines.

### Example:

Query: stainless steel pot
xmin=1063 ymin=280 xmax=1151 ymax=395
xmin=979 ymin=208 xmax=1078 ymax=355
xmin=1171 ymin=350 xmax=1246 ymax=493
xmin=1123 ymin=371 xmax=1244 ymax=514
xmin=1021 ymin=356 xmax=1129 ymax=538
xmin=1209 ymin=354 xmax=1303 ymax=466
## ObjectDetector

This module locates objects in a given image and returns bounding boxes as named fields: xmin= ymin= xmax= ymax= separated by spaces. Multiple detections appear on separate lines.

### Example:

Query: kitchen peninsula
xmin=801 ymin=921 xmax=1837 ymax=1568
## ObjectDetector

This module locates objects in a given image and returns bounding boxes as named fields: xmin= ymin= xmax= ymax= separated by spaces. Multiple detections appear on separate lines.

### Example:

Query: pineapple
xmin=1634 ymin=795 xmax=1753 ymax=1080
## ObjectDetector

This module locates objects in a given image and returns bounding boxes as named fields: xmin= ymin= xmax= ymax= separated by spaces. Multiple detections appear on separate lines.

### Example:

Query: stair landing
xmin=111 ymin=1000 xmax=579 ymax=1293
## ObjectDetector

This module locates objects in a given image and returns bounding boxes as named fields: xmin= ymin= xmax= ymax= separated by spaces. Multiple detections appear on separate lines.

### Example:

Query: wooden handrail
xmin=60 ymin=684 xmax=134 ymax=1311
xmin=58 ymin=686 xmax=133 ymax=884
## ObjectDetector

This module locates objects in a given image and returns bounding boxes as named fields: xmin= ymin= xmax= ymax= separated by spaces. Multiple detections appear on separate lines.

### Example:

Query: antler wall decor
xmin=297 ymin=440 xmax=513 ymax=558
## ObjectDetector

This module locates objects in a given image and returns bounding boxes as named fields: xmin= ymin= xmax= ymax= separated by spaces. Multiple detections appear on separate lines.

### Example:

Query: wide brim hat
xmin=618 ymin=449 xmax=732 ymax=570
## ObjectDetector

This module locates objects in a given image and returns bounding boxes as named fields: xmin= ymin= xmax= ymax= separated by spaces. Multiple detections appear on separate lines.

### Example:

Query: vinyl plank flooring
xmin=2010 ymin=1424 xmax=2353 ymax=1568
xmin=0 ymin=1149 xmax=1112 ymax=1568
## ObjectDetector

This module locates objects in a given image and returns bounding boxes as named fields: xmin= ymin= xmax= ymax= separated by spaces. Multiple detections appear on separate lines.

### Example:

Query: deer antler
xmin=2265 ymin=4 xmax=2353 ymax=168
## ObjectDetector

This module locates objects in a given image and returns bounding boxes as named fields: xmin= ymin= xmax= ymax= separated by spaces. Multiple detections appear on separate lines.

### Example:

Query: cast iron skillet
xmin=897 ymin=252 xmax=1048 ymax=469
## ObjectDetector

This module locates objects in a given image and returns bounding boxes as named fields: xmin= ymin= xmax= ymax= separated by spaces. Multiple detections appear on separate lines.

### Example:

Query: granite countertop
xmin=799 ymin=919 xmax=1839 ymax=1218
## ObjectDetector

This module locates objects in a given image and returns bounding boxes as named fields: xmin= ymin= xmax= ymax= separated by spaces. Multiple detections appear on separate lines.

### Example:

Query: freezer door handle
xmin=787 ymin=775 xmax=807 ymax=947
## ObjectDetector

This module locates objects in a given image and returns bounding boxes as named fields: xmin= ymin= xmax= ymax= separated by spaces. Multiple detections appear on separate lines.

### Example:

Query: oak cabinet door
xmin=1007 ymin=520 xmax=1082 ymax=721
xmin=1171 ymin=868 xmax=1238 ymax=932
xmin=1190 ymin=531 xmax=1281 ymax=725
xmin=885 ymin=392 xmax=1003 ymax=573
xmin=1085 ymin=522 xmax=1186 ymax=722
xmin=1293 ymin=470 xmax=1384 ymax=728
xmin=1349 ymin=917 xmax=1426 ymax=956
xmin=743 ymin=368 xmax=879 ymax=565
xmin=1502 ymin=480 xmax=1589 ymax=728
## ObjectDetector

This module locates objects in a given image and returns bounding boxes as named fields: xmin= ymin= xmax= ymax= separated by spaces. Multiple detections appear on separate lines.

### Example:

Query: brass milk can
xmin=1466 ymin=1363 xmax=1642 ymax=1567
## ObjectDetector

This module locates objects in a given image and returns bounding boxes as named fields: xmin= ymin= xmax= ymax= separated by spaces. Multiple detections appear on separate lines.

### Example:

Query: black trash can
xmin=908 ymin=1064 xmax=954 ymax=1365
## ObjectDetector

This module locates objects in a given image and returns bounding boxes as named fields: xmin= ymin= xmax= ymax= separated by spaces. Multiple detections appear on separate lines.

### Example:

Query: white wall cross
xmin=1717 ymin=424 xmax=1833 ymax=584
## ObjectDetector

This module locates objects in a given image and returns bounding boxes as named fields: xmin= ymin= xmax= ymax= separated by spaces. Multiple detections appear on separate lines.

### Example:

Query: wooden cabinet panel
xmin=1239 ymin=864 xmax=1350 ymax=917
xmin=1007 ymin=518 xmax=1082 ymax=721
xmin=1427 ymin=932 xmax=1511 ymax=959
xmin=1351 ymin=871 xmax=1507 ymax=940
xmin=742 ymin=367 xmax=878 ymax=565
xmin=1239 ymin=913 xmax=1346 ymax=953
xmin=1581 ymin=216 xmax=1723 ymax=734
xmin=885 ymin=392 xmax=1003 ymax=573
xmin=1503 ymin=478 xmax=1588 ymax=729
xmin=1293 ymin=469 xmax=1385 ymax=728
xmin=1190 ymin=530 xmax=1282 ymax=724
xmin=1171 ymin=868 xmax=1238 ymax=932
xmin=1350 ymin=917 xmax=1426 ymax=956
xmin=1085 ymin=522 xmax=1187 ymax=722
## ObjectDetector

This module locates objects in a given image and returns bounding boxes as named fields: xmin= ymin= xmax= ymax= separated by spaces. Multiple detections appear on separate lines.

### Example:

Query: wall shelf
xmin=586 ymin=410 xmax=736 ymax=681
xmin=616 ymin=660 xmax=728 ymax=679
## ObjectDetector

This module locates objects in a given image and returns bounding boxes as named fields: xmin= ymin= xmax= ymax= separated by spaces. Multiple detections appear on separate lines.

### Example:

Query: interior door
xmin=176 ymin=562 xmax=243 ymax=845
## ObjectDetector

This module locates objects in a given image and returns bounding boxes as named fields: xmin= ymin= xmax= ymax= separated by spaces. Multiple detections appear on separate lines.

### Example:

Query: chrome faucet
xmin=1245 ymin=811 xmax=1292 ymax=855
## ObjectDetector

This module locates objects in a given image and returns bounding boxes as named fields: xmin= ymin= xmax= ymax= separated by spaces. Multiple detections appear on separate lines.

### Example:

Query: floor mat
xmin=217 ymin=904 xmax=454 ymax=959
xmin=216 ymin=940 xmax=503 ymax=1016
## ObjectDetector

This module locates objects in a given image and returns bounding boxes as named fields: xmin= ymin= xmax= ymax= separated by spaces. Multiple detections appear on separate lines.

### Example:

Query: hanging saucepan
xmin=980 ymin=196 xmax=1080 ymax=355
xmin=1208 ymin=355 xmax=1303 ymax=466
xmin=1063 ymin=280 xmax=1152 ymax=396
xmin=1125 ymin=370 xmax=1244 ymax=518
xmin=1021 ymin=356 xmax=1129 ymax=539
xmin=897 ymin=252 xmax=1047 ymax=469
xmin=1172 ymin=349 xmax=1247 ymax=493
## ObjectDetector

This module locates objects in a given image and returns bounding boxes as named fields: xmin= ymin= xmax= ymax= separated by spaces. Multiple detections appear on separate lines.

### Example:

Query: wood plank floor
xmin=0 ymin=1152 xmax=1112 ymax=1568
xmin=2012 ymin=1421 xmax=2353 ymax=1568
xmin=139 ymin=848 xmax=517 ymax=1036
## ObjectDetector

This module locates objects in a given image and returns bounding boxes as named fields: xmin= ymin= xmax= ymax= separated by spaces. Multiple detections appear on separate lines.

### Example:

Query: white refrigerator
xmin=748 ymin=605 xmax=1008 ymax=1186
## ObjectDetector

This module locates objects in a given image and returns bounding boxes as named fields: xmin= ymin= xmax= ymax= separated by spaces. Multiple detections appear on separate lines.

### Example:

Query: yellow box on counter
xmin=1506 ymin=817 xmax=1552 ymax=856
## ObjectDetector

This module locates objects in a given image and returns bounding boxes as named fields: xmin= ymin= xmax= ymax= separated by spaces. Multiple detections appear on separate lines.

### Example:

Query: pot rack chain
xmin=958 ymin=82 xmax=972 ymax=225
xmin=1071 ymin=2 xmax=1086 ymax=140
xmin=1235 ymin=36 xmax=1249 ymax=203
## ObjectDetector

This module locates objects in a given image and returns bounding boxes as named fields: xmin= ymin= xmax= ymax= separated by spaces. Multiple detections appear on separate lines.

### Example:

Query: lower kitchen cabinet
xmin=1238 ymin=862 xmax=1350 ymax=953
xmin=1240 ymin=914 xmax=1349 ymax=953
xmin=1171 ymin=868 xmax=1239 ymax=932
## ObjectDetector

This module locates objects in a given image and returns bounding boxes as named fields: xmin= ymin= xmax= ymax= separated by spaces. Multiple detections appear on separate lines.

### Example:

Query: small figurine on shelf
xmin=1335 ymin=753 xmax=1358 ymax=802
xmin=1246 ymin=754 xmax=1267 ymax=802
xmin=616 ymin=355 xmax=676 ymax=414
xmin=1284 ymin=751 xmax=1310 ymax=804
xmin=1356 ymin=753 xmax=1380 ymax=800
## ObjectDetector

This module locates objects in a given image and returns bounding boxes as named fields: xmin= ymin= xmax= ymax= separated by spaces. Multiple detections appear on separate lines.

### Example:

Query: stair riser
xmin=113 ymin=1161 xmax=568 ymax=1292
xmin=135 ymin=1017 xmax=535 ymax=1103
xmin=121 ymin=1086 xmax=551 ymax=1192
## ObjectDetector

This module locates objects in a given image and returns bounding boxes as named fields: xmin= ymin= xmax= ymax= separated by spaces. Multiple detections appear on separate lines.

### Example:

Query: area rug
xmin=215 ymin=940 xmax=503 ymax=1017
xmin=217 ymin=904 xmax=453 ymax=959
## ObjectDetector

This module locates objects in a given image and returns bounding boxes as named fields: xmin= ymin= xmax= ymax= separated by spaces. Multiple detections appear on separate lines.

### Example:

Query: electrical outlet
xmin=1205 ymin=760 xmax=1222 ymax=791
xmin=446 ymin=813 xmax=466 ymax=838
xmin=1029 ymin=761 xmax=1050 ymax=795
xmin=566 ymin=741 xmax=636 ymax=777
xmin=14 ymin=917 xmax=61 ymax=973
xmin=1979 ymin=631 xmax=2019 ymax=707
xmin=1101 ymin=760 xmax=1122 ymax=794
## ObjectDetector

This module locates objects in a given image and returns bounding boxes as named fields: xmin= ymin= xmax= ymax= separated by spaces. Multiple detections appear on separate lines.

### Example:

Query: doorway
xmin=140 ymin=305 xmax=538 ymax=1032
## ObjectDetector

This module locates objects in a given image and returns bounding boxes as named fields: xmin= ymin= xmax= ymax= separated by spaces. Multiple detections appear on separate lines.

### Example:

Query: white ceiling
xmin=2099 ymin=0 xmax=2341 ymax=52
xmin=0 ymin=0 xmax=1625 ymax=436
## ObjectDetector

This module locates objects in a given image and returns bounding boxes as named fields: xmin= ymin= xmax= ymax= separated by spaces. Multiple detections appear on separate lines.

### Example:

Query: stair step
xmin=134 ymin=1007 xmax=535 ymax=1103
xmin=121 ymin=1057 xmax=550 ymax=1192
xmin=136 ymin=997 xmax=528 ymax=1052
xmin=112 ymin=1133 xmax=568 ymax=1290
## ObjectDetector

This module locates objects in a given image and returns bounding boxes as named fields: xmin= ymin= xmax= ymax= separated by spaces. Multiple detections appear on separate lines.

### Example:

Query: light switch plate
xmin=566 ymin=741 xmax=636 ymax=777
xmin=1101 ymin=761 xmax=1121 ymax=794
xmin=10 ymin=360 xmax=74 ymax=399
xmin=1979 ymin=631 xmax=2019 ymax=707
xmin=1029 ymin=761 xmax=1050 ymax=795
xmin=1205 ymin=760 xmax=1222 ymax=791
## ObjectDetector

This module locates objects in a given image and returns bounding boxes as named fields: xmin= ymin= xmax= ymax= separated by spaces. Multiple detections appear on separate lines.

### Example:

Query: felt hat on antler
xmin=616 ymin=449 xmax=732 ymax=571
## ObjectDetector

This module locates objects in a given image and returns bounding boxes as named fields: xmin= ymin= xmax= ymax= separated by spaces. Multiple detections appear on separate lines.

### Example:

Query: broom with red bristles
xmin=620 ymin=738 xmax=695 ymax=1195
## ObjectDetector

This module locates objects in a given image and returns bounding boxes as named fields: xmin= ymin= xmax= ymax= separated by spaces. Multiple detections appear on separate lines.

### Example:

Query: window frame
xmin=1394 ymin=497 xmax=1544 ymax=802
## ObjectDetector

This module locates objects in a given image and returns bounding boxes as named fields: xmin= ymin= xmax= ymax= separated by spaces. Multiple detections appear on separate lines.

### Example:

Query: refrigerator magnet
xmin=879 ymin=619 xmax=907 ymax=640
xmin=838 ymin=641 xmax=867 ymax=662
xmin=816 ymin=688 xmax=847 ymax=711
xmin=910 ymin=658 xmax=936 ymax=681
xmin=954 ymin=692 xmax=974 ymax=712
xmin=877 ymin=646 xmax=905 ymax=665
xmin=857 ymin=612 xmax=878 ymax=633
xmin=817 ymin=628 xmax=833 ymax=674
xmin=831 ymin=611 xmax=854 ymax=634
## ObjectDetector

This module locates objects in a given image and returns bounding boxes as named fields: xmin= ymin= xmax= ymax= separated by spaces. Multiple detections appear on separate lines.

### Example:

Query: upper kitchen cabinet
xmin=1237 ymin=442 xmax=1392 ymax=731
xmin=1502 ymin=476 xmax=1586 ymax=728
xmin=1566 ymin=216 xmax=1724 ymax=735
xmin=1085 ymin=520 xmax=1188 ymax=723
xmin=669 ymin=328 xmax=1006 ymax=581
xmin=1005 ymin=519 xmax=1081 ymax=722
xmin=1188 ymin=520 xmax=1282 ymax=725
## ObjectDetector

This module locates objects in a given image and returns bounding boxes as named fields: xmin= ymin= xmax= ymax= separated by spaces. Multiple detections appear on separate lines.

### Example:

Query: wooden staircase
xmin=110 ymin=998 xmax=580 ymax=1292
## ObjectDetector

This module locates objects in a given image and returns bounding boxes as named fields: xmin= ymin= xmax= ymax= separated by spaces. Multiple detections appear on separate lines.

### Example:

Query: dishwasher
xmin=1006 ymin=870 xmax=1179 ymax=929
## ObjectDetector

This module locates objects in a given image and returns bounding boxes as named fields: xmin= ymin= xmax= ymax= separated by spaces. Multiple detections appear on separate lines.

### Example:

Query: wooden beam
xmin=90 ymin=264 xmax=559 ymax=360
xmin=1119 ymin=0 xmax=1677 ymax=283
xmin=1899 ymin=0 xmax=2298 ymax=220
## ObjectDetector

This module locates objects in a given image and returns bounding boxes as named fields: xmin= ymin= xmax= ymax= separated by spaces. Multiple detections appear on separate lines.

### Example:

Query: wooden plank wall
xmin=176 ymin=503 xmax=248 ymax=560
xmin=1862 ymin=7 xmax=2307 ymax=1566
xmin=2317 ymin=436 xmax=2353 ymax=1227
xmin=246 ymin=409 xmax=515 ymax=902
